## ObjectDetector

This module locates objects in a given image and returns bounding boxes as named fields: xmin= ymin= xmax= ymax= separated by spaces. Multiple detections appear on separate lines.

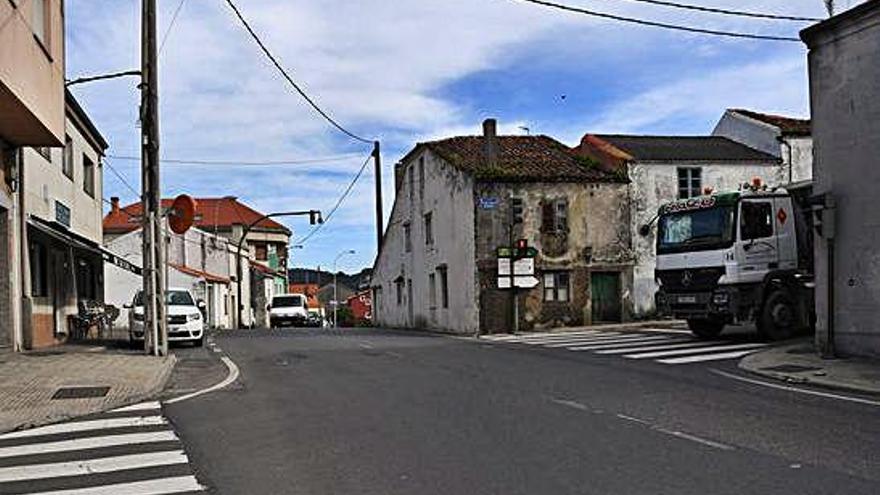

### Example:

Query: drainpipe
xmin=16 ymin=148 xmax=31 ymax=351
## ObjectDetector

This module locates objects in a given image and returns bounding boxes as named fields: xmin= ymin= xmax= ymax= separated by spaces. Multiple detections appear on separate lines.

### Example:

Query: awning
xmin=28 ymin=216 xmax=143 ymax=275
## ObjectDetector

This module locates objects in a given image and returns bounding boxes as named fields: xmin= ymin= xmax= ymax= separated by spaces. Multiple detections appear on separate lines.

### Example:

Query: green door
xmin=591 ymin=272 xmax=621 ymax=323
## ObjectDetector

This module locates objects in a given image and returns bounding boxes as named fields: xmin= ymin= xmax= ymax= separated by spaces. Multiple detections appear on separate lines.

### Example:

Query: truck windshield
xmin=133 ymin=290 xmax=195 ymax=306
xmin=273 ymin=296 xmax=304 ymax=308
xmin=657 ymin=206 xmax=735 ymax=254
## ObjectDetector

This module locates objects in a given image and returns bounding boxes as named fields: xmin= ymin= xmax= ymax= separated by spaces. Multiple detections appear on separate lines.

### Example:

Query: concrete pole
xmin=373 ymin=141 xmax=383 ymax=251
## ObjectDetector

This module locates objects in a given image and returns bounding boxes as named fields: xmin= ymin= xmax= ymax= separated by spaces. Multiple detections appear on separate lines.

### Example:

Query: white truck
xmin=654 ymin=180 xmax=816 ymax=340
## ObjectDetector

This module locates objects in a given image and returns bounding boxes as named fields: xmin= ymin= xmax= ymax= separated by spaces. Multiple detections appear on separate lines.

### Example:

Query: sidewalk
xmin=739 ymin=340 xmax=880 ymax=396
xmin=0 ymin=344 xmax=175 ymax=433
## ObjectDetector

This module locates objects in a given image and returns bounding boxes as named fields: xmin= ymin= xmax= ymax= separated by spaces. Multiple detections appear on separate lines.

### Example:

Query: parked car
xmin=128 ymin=287 xmax=205 ymax=346
xmin=269 ymin=294 xmax=309 ymax=328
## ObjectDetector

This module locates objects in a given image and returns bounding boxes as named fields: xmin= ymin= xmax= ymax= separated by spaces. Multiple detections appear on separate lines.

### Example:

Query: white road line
xmin=108 ymin=402 xmax=161 ymax=413
xmin=634 ymin=327 xmax=693 ymax=335
xmin=482 ymin=330 xmax=603 ymax=341
xmin=711 ymin=369 xmax=880 ymax=407
xmin=550 ymin=398 xmax=592 ymax=412
xmin=0 ymin=416 xmax=167 ymax=440
xmin=554 ymin=335 xmax=673 ymax=349
xmin=165 ymin=355 xmax=239 ymax=405
xmin=615 ymin=413 xmax=650 ymax=425
xmin=0 ymin=431 xmax=178 ymax=459
xmin=657 ymin=349 xmax=763 ymax=365
xmin=653 ymin=427 xmax=735 ymax=451
xmin=624 ymin=343 xmax=767 ymax=359
xmin=593 ymin=340 xmax=720 ymax=355
xmin=520 ymin=332 xmax=621 ymax=344
xmin=527 ymin=334 xmax=642 ymax=347
xmin=22 ymin=475 xmax=204 ymax=494
xmin=0 ymin=450 xmax=188 ymax=483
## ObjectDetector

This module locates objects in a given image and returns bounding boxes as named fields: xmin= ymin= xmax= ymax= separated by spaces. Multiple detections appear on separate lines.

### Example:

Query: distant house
xmin=372 ymin=119 xmax=632 ymax=334
xmin=713 ymin=109 xmax=812 ymax=184
xmin=574 ymin=133 xmax=781 ymax=316
xmin=103 ymin=196 xmax=290 ymax=328
xmin=346 ymin=290 xmax=372 ymax=324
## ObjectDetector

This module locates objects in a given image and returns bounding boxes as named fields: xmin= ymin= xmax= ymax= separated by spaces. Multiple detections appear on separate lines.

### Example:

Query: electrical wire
xmin=513 ymin=0 xmax=802 ymax=42
xmin=609 ymin=0 xmax=821 ymax=22
xmin=295 ymin=154 xmax=373 ymax=246
xmin=103 ymin=158 xmax=141 ymax=199
xmin=222 ymin=0 xmax=374 ymax=144
xmin=159 ymin=0 xmax=188 ymax=54
xmin=105 ymin=153 xmax=364 ymax=167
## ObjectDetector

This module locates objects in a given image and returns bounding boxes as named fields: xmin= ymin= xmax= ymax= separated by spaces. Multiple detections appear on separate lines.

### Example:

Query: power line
xmin=296 ymin=154 xmax=373 ymax=246
xmin=222 ymin=0 xmax=374 ymax=144
xmin=159 ymin=0 xmax=188 ymax=54
xmin=513 ymin=0 xmax=802 ymax=42
xmin=103 ymin=158 xmax=141 ymax=199
xmin=105 ymin=153 xmax=363 ymax=167
xmin=66 ymin=70 xmax=141 ymax=87
xmin=610 ymin=0 xmax=821 ymax=22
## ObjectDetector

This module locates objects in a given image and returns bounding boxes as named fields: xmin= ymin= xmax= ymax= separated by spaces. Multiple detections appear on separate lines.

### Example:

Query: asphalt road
xmin=165 ymin=328 xmax=880 ymax=494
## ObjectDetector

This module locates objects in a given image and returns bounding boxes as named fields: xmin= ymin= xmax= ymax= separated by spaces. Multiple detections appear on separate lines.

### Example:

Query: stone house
xmin=574 ymin=134 xmax=782 ymax=317
xmin=713 ymin=109 xmax=812 ymax=184
xmin=371 ymin=119 xmax=632 ymax=335
xmin=1 ymin=0 xmax=66 ymax=351
xmin=801 ymin=0 xmax=880 ymax=358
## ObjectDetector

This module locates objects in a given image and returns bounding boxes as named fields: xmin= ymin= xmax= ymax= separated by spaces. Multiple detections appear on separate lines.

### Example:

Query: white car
xmin=128 ymin=287 xmax=205 ymax=346
xmin=269 ymin=294 xmax=309 ymax=328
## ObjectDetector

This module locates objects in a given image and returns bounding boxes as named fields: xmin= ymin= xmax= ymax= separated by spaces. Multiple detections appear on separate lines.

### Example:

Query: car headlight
xmin=187 ymin=313 xmax=201 ymax=322
xmin=133 ymin=312 xmax=144 ymax=321
xmin=712 ymin=292 xmax=729 ymax=305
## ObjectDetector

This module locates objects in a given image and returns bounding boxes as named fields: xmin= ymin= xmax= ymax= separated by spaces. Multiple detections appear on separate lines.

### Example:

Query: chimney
xmin=482 ymin=118 xmax=498 ymax=166
xmin=110 ymin=197 xmax=120 ymax=214
xmin=394 ymin=161 xmax=405 ymax=192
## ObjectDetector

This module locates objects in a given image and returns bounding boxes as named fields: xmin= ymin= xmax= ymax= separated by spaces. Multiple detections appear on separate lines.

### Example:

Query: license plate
xmin=678 ymin=295 xmax=697 ymax=304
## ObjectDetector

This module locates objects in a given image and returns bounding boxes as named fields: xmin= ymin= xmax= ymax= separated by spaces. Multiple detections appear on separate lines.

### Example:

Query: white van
xmin=269 ymin=294 xmax=309 ymax=328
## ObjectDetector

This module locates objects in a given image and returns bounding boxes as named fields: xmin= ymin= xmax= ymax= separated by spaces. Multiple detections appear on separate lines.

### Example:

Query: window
xmin=428 ymin=273 xmax=437 ymax=309
xmin=677 ymin=167 xmax=702 ymax=199
xmin=30 ymin=242 xmax=48 ymax=297
xmin=396 ymin=279 xmax=404 ymax=305
xmin=83 ymin=154 xmax=95 ymax=197
xmin=740 ymin=201 xmax=773 ymax=240
xmin=62 ymin=135 xmax=73 ymax=179
xmin=34 ymin=147 xmax=51 ymax=162
xmin=254 ymin=243 xmax=268 ymax=261
xmin=541 ymin=199 xmax=568 ymax=233
xmin=418 ymin=157 xmax=425 ymax=198
xmin=32 ymin=0 xmax=48 ymax=47
xmin=424 ymin=212 xmax=433 ymax=246
xmin=408 ymin=164 xmax=415 ymax=203
xmin=438 ymin=267 xmax=448 ymax=308
xmin=403 ymin=222 xmax=412 ymax=253
xmin=543 ymin=272 xmax=570 ymax=302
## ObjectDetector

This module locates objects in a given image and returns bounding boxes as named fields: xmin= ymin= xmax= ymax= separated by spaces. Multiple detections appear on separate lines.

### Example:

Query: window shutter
xmin=541 ymin=202 xmax=555 ymax=233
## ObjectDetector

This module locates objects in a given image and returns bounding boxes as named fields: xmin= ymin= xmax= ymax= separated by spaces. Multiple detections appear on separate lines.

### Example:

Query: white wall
xmin=372 ymin=149 xmax=478 ymax=333
xmin=630 ymin=161 xmax=787 ymax=316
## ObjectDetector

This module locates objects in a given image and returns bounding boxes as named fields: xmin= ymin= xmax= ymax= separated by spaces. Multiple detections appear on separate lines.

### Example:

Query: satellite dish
xmin=168 ymin=194 xmax=197 ymax=234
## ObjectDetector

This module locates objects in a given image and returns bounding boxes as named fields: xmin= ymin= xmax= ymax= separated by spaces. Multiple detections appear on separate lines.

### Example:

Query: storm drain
xmin=51 ymin=386 xmax=111 ymax=400
xmin=760 ymin=364 xmax=822 ymax=373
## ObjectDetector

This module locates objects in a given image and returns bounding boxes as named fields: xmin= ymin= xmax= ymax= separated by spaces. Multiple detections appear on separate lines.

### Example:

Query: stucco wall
xmin=806 ymin=5 xmax=880 ymax=357
xmin=371 ymin=149 xmax=478 ymax=333
xmin=629 ymin=161 xmax=785 ymax=316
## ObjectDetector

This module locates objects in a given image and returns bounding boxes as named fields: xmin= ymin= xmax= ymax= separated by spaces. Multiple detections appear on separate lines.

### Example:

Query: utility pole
xmin=373 ymin=141 xmax=383 ymax=251
xmin=824 ymin=0 xmax=834 ymax=16
xmin=141 ymin=0 xmax=165 ymax=355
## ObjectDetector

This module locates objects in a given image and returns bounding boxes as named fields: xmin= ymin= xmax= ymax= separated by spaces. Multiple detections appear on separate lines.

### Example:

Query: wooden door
xmin=591 ymin=272 xmax=621 ymax=323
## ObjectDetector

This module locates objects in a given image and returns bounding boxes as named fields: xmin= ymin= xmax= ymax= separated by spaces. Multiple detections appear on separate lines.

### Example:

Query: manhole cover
xmin=52 ymin=386 xmax=111 ymax=400
xmin=760 ymin=364 xmax=821 ymax=373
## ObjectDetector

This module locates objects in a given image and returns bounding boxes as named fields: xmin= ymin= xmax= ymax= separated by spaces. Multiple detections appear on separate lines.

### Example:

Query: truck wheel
xmin=687 ymin=319 xmax=724 ymax=339
xmin=758 ymin=290 xmax=798 ymax=341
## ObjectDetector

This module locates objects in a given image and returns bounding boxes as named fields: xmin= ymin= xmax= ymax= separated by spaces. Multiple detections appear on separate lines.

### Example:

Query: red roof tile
xmin=288 ymin=283 xmax=321 ymax=308
xmin=103 ymin=197 xmax=291 ymax=235
xmin=169 ymin=263 xmax=230 ymax=284
xmin=730 ymin=109 xmax=811 ymax=136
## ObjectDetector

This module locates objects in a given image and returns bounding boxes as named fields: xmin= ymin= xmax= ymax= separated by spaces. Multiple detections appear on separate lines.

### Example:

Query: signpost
xmin=497 ymin=237 xmax=538 ymax=333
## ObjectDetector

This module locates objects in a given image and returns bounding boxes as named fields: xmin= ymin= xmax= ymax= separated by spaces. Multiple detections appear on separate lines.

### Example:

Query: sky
xmin=64 ymin=0 xmax=857 ymax=273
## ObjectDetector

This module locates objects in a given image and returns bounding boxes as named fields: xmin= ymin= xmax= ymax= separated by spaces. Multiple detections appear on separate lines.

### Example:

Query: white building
xmin=575 ymin=134 xmax=783 ymax=316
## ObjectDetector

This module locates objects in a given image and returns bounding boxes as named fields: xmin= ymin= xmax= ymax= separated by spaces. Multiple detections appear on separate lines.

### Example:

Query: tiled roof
xmin=414 ymin=135 xmax=625 ymax=183
xmin=585 ymin=135 xmax=779 ymax=163
xmin=730 ymin=109 xmax=811 ymax=136
xmin=288 ymin=283 xmax=321 ymax=308
xmin=169 ymin=263 xmax=230 ymax=284
xmin=103 ymin=197 xmax=291 ymax=235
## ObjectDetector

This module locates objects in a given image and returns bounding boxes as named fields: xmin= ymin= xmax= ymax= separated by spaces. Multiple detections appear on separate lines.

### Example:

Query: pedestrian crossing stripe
xmin=480 ymin=331 xmax=769 ymax=365
xmin=0 ymin=402 xmax=205 ymax=493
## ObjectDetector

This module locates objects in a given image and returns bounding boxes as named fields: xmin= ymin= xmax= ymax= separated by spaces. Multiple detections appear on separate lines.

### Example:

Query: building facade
xmin=372 ymin=119 xmax=631 ymax=334
xmin=802 ymin=0 xmax=880 ymax=358
xmin=575 ymin=134 xmax=782 ymax=316
xmin=1 ymin=0 xmax=66 ymax=351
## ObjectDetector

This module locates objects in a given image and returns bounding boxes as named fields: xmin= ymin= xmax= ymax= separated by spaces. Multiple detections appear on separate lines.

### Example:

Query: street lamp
xmin=333 ymin=249 xmax=356 ymax=328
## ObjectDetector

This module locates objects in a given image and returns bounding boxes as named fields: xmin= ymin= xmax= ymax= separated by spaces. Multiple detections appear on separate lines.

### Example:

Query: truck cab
xmin=655 ymin=181 xmax=814 ymax=340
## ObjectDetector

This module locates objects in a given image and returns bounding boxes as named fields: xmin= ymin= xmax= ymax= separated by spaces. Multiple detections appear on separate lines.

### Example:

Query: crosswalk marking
xmin=23 ymin=475 xmax=204 ymax=495
xmin=0 ymin=450 xmax=189 ymax=483
xmin=0 ymin=416 xmax=167 ymax=440
xmin=623 ymin=342 xmax=767 ymax=360
xmin=481 ymin=330 xmax=770 ymax=366
xmin=0 ymin=401 xmax=205 ymax=493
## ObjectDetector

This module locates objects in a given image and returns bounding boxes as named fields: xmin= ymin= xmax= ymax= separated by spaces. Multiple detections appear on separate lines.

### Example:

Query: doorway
xmin=591 ymin=272 xmax=622 ymax=323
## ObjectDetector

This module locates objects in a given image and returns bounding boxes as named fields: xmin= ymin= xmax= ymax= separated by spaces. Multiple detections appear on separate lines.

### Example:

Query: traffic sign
xmin=498 ymin=257 xmax=534 ymax=276
xmin=497 ymin=246 xmax=538 ymax=258
xmin=498 ymin=275 xmax=540 ymax=289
